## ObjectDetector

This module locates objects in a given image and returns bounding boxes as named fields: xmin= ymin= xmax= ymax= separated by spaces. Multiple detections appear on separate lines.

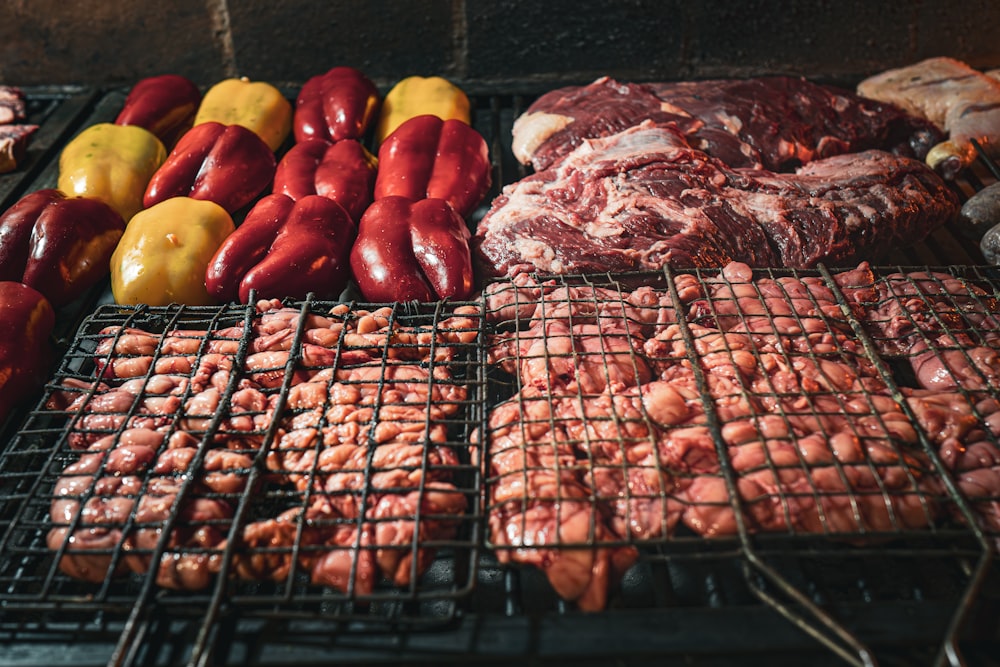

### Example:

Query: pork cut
xmin=513 ymin=76 xmax=943 ymax=172
xmin=857 ymin=57 xmax=1000 ymax=178
xmin=473 ymin=122 xmax=959 ymax=277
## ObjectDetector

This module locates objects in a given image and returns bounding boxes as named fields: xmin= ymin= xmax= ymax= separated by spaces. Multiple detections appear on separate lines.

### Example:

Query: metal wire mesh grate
xmin=0 ymin=297 xmax=487 ymax=631
xmin=479 ymin=264 xmax=997 ymax=544
xmin=1 ymin=89 xmax=1000 ymax=666
xmin=477 ymin=261 xmax=997 ymax=661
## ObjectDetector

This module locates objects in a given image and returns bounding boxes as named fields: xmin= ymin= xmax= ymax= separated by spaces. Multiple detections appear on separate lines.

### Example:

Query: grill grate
xmin=1 ymin=87 xmax=1000 ymax=667
xmin=0 ymin=297 xmax=487 ymax=665
xmin=478 ymin=260 xmax=999 ymax=663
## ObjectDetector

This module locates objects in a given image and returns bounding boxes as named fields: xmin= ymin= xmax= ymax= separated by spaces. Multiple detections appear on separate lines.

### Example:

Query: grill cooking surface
xmin=0 ymin=89 xmax=999 ymax=667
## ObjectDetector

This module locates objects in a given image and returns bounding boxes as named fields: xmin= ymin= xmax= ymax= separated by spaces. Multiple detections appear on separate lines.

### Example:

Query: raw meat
xmin=857 ymin=57 xmax=1000 ymax=178
xmin=0 ymin=124 xmax=38 ymax=173
xmin=0 ymin=86 xmax=37 ymax=173
xmin=513 ymin=76 xmax=942 ymax=172
xmin=47 ymin=300 xmax=475 ymax=594
xmin=0 ymin=86 xmax=27 ymax=125
xmin=48 ymin=427 xmax=253 ymax=589
xmin=479 ymin=261 xmax=1000 ymax=608
xmin=474 ymin=122 xmax=958 ymax=277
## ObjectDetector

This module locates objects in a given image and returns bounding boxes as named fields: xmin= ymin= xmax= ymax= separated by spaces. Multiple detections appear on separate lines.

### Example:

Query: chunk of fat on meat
xmin=566 ymin=121 xmax=692 ymax=167
xmin=511 ymin=111 xmax=574 ymax=165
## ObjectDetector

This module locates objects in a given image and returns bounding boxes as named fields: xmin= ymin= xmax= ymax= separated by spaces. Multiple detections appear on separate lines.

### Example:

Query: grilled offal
xmin=46 ymin=299 xmax=478 ymax=594
xmin=478 ymin=263 xmax=1000 ymax=610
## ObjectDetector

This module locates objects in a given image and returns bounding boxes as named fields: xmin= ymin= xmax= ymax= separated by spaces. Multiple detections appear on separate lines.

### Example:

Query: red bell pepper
xmin=0 ymin=188 xmax=125 ymax=306
xmin=373 ymin=115 xmax=491 ymax=219
xmin=143 ymin=121 xmax=276 ymax=214
xmin=115 ymin=74 xmax=202 ymax=148
xmin=349 ymin=195 xmax=473 ymax=303
xmin=293 ymin=66 xmax=380 ymax=143
xmin=205 ymin=193 xmax=356 ymax=303
xmin=272 ymin=138 xmax=376 ymax=222
xmin=0 ymin=281 xmax=55 ymax=423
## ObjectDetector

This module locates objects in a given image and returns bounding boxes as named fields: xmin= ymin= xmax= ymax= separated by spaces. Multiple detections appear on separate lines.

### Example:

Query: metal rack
xmin=0 ymin=86 xmax=999 ymax=667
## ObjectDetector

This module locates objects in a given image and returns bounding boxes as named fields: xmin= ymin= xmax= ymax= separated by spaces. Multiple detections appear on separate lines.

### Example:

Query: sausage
xmin=980 ymin=221 xmax=1000 ymax=264
xmin=960 ymin=181 xmax=1000 ymax=241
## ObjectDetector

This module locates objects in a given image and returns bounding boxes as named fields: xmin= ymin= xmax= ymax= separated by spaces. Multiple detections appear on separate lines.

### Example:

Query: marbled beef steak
xmin=474 ymin=122 xmax=958 ymax=277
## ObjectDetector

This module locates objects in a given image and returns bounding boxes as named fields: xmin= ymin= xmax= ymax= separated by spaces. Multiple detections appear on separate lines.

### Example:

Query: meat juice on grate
xmin=45 ymin=300 xmax=478 ymax=595
xmin=478 ymin=263 xmax=1000 ymax=610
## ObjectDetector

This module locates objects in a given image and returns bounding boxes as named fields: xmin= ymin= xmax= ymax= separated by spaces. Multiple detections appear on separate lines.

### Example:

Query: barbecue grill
xmin=0 ymin=86 xmax=999 ymax=667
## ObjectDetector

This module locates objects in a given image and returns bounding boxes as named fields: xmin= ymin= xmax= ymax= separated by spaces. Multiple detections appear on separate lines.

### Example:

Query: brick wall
xmin=2 ymin=0 xmax=1000 ymax=91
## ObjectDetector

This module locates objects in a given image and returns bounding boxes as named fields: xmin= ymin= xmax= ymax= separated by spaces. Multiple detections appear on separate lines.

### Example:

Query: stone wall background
xmin=2 ymin=0 xmax=999 ymax=91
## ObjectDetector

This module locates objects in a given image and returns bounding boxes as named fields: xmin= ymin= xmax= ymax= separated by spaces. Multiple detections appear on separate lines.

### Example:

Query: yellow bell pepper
xmin=194 ymin=77 xmax=292 ymax=152
xmin=110 ymin=197 xmax=235 ymax=306
xmin=57 ymin=123 xmax=166 ymax=222
xmin=374 ymin=75 xmax=471 ymax=145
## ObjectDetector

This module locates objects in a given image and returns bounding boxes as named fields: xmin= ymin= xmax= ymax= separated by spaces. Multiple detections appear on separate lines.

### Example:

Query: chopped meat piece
xmin=47 ymin=427 xmax=252 ymax=590
xmin=488 ymin=318 xmax=652 ymax=394
xmin=478 ymin=261 xmax=993 ymax=608
xmin=48 ymin=300 xmax=476 ymax=595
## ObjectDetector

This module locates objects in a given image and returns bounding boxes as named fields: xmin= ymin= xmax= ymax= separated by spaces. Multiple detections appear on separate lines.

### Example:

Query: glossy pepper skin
xmin=115 ymin=74 xmax=202 ymax=149
xmin=272 ymin=138 xmax=376 ymax=222
xmin=0 ymin=281 xmax=55 ymax=424
xmin=194 ymin=77 xmax=292 ymax=152
xmin=143 ymin=121 xmax=276 ymax=214
xmin=0 ymin=189 xmax=125 ymax=306
xmin=373 ymin=115 xmax=491 ymax=219
xmin=374 ymin=75 xmax=471 ymax=146
xmin=57 ymin=123 xmax=167 ymax=222
xmin=349 ymin=196 xmax=473 ymax=303
xmin=111 ymin=197 xmax=235 ymax=306
xmin=294 ymin=66 xmax=380 ymax=144
xmin=205 ymin=193 xmax=356 ymax=303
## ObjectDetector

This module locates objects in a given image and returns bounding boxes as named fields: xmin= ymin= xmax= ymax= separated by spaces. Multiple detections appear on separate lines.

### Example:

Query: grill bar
xmin=110 ymin=300 xmax=261 ymax=667
xmin=2 ymin=86 xmax=1000 ymax=666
